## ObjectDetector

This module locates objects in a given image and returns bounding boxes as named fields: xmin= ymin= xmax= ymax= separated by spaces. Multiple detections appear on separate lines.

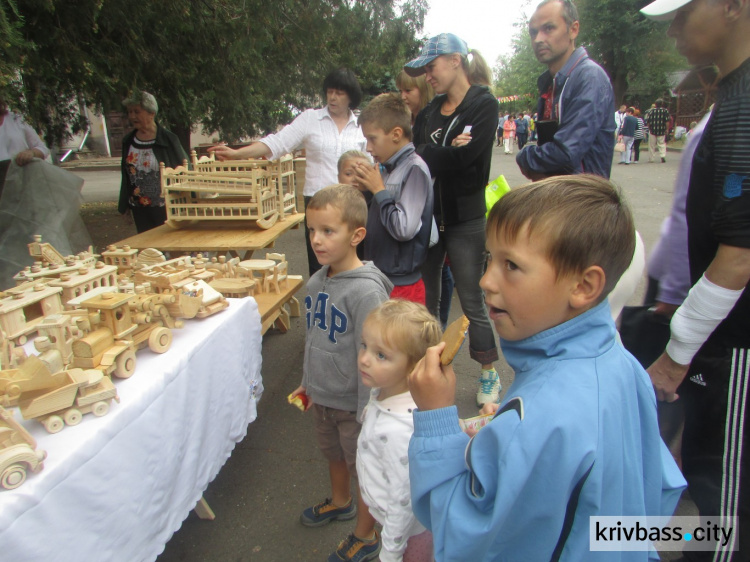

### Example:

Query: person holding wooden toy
xmin=287 ymin=184 xmax=391 ymax=562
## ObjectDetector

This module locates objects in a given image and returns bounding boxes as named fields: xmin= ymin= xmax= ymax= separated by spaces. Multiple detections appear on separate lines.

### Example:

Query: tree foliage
xmin=0 ymin=0 xmax=425 ymax=146
xmin=576 ymin=0 xmax=685 ymax=106
xmin=493 ymin=21 xmax=544 ymax=107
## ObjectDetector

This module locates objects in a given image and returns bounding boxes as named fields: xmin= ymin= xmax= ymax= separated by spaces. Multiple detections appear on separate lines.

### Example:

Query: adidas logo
xmin=690 ymin=373 xmax=707 ymax=387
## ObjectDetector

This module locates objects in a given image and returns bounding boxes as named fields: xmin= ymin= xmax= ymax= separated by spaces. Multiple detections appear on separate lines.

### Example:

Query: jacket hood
xmin=317 ymin=261 xmax=394 ymax=293
xmin=427 ymin=84 xmax=494 ymax=115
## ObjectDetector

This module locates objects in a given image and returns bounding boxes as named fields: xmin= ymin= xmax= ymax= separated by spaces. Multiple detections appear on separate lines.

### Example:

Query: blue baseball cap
xmin=404 ymin=33 xmax=469 ymax=77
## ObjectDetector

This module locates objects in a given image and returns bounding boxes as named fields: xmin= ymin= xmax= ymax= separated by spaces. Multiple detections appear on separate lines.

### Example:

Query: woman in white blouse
xmin=209 ymin=68 xmax=366 ymax=275
xmin=0 ymin=98 xmax=50 ymax=166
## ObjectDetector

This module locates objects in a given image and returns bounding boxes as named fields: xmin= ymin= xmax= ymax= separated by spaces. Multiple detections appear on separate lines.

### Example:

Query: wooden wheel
xmin=92 ymin=401 xmax=110 ymax=417
xmin=64 ymin=409 xmax=82 ymax=426
xmin=114 ymin=349 xmax=137 ymax=378
xmin=256 ymin=211 xmax=279 ymax=230
xmin=148 ymin=327 xmax=173 ymax=353
xmin=1 ymin=464 xmax=27 ymax=490
xmin=44 ymin=415 xmax=64 ymax=433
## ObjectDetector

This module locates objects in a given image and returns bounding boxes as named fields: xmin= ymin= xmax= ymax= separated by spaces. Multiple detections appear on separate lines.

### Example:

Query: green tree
xmin=0 ymin=0 xmax=425 ymax=148
xmin=576 ymin=0 xmax=685 ymax=106
xmin=493 ymin=21 xmax=544 ymax=106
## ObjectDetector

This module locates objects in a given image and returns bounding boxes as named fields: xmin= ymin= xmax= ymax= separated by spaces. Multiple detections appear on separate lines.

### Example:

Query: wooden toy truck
xmin=17 ymin=367 xmax=118 ymax=434
xmin=0 ymin=405 xmax=46 ymax=490
xmin=71 ymin=292 xmax=176 ymax=379
xmin=0 ymin=355 xmax=119 ymax=433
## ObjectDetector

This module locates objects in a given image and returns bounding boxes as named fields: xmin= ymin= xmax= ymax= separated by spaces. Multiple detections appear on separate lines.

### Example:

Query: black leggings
xmin=633 ymin=139 xmax=642 ymax=162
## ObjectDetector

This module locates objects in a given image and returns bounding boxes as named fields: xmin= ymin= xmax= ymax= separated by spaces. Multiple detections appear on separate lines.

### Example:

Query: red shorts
xmin=390 ymin=279 xmax=425 ymax=305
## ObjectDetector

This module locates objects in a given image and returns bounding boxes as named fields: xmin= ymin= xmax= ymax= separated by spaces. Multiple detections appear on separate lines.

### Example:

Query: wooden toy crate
xmin=160 ymin=164 xmax=279 ymax=229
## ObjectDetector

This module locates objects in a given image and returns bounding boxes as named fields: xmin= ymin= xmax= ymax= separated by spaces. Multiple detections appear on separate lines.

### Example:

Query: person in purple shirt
xmin=647 ymin=108 xmax=711 ymax=317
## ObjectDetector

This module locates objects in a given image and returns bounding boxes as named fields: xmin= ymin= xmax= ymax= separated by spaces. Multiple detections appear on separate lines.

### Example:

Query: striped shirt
xmin=260 ymin=107 xmax=366 ymax=197
xmin=686 ymin=56 xmax=750 ymax=347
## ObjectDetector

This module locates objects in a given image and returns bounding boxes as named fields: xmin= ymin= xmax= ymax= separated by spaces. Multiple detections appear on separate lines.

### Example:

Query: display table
xmin=114 ymin=213 xmax=305 ymax=258
xmin=0 ymin=297 xmax=263 ymax=562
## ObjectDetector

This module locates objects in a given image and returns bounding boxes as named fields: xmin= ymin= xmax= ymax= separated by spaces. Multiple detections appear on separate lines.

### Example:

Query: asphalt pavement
xmin=70 ymin=145 xmax=688 ymax=561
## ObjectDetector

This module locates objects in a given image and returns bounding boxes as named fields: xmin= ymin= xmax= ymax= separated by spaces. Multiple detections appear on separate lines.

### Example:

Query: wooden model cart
xmin=191 ymin=151 xmax=298 ymax=220
xmin=0 ymin=405 xmax=46 ymax=490
xmin=160 ymin=163 xmax=279 ymax=229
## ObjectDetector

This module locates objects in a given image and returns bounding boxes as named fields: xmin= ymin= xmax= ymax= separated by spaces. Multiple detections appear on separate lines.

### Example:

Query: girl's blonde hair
xmin=395 ymin=71 xmax=435 ymax=115
xmin=337 ymin=150 xmax=371 ymax=174
xmin=461 ymin=49 xmax=492 ymax=87
xmin=364 ymin=299 xmax=442 ymax=371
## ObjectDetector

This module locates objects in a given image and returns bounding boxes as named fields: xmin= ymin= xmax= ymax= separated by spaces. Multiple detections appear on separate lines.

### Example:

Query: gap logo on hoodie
xmin=305 ymin=292 xmax=348 ymax=343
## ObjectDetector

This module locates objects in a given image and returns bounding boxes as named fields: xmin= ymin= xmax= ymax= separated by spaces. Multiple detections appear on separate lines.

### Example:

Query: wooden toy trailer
xmin=0 ymin=405 xmax=46 ymax=490
xmin=160 ymin=163 xmax=279 ymax=229
xmin=0 ymin=281 xmax=63 ymax=345
xmin=48 ymin=262 xmax=119 ymax=308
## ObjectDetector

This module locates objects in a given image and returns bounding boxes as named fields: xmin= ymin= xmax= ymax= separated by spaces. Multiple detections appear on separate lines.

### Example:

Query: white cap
xmin=640 ymin=0 xmax=692 ymax=20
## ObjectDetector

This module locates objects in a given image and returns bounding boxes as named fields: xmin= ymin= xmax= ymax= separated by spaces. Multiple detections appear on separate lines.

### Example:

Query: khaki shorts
xmin=312 ymin=404 xmax=361 ymax=481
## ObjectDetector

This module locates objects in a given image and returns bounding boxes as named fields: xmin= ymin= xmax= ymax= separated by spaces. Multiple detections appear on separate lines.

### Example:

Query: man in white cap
xmin=642 ymin=0 xmax=750 ymax=559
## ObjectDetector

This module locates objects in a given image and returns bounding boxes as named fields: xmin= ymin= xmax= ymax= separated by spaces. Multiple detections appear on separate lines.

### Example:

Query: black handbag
xmin=619 ymin=305 xmax=671 ymax=368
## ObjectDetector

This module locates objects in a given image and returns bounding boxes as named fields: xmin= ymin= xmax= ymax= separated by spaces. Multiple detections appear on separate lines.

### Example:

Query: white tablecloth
xmin=0 ymin=297 xmax=263 ymax=561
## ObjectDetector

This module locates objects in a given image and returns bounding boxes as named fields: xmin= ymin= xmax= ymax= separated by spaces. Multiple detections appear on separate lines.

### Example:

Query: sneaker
xmin=328 ymin=531 xmax=381 ymax=562
xmin=661 ymin=157 xmax=666 ymax=163
xmin=300 ymin=498 xmax=356 ymax=527
xmin=477 ymin=368 xmax=502 ymax=406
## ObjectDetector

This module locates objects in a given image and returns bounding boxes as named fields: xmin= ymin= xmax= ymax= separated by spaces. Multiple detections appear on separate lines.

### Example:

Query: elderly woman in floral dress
xmin=118 ymin=90 xmax=187 ymax=233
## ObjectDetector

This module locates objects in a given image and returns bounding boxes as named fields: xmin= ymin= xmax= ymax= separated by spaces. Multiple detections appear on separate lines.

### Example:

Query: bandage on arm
xmin=665 ymin=274 xmax=744 ymax=365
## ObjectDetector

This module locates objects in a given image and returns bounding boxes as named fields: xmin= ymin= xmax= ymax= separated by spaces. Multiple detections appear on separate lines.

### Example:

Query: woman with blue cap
xmin=404 ymin=33 xmax=501 ymax=407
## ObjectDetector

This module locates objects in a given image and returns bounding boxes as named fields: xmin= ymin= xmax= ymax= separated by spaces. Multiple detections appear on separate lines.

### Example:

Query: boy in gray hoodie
xmin=289 ymin=184 xmax=392 ymax=562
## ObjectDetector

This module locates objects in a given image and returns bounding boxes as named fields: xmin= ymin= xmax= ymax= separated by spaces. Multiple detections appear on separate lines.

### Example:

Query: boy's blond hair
xmin=307 ymin=184 xmax=368 ymax=231
xmin=358 ymin=93 xmax=413 ymax=141
xmin=487 ymin=174 xmax=635 ymax=297
xmin=395 ymin=71 xmax=435 ymax=116
xmin=337 ymin=150 xmax=371 ymax=174
xmin=364 ymin=299 xmax=442 ymax=371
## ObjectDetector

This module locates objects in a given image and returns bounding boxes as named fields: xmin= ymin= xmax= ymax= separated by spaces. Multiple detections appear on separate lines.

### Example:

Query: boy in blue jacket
xmin=408 ymin=174 xmax=686 ymax=561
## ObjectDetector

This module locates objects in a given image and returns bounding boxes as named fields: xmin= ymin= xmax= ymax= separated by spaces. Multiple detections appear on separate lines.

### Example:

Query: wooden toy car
xmin=0 ymin=405 xmax=46 ymax=490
